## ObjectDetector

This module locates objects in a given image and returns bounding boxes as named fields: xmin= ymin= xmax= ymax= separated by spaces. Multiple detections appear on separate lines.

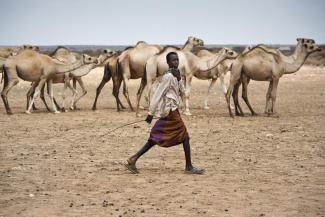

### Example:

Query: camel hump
xmin=136 ymin=41 xmax=147 ymax=46
xmin=242 ymin=44 xmax=281 ymax=63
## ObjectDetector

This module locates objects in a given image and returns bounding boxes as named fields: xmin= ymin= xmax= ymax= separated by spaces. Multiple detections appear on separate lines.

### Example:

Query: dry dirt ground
xmin=0 ymin=66 xmax=325 ymax=217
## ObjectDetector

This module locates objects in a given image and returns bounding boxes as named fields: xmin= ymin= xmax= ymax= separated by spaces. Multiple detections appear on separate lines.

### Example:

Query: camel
xmin=117 ymin=41 xmax=163 ymax=110
xmin=92 ymin=52 xmax=126 ymax=111
xmin=195 ymin=48 xmax=235 ymax=109
xmin=135 ymin=36 xmax=204 ymax=113
xmin=1 ymin=50 xmax=98 ymax=114
xmin=0 ymin=44 xmax=39 ymax=58
xmin=27 ymin=48 xmax=116 ymax=112
xmin=225 ymin=38 xmax=321 ymax=117
xmin=136 ymin=47 xmax=238 ymax=116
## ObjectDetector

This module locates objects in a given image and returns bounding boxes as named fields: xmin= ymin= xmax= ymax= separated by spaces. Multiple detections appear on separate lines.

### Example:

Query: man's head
xmin=166 ymin=52 xmax=179 ymax=69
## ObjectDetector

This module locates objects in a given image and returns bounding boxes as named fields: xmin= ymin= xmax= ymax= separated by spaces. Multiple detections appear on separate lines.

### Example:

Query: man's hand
xmin=145 ymin=114 xmax=153 ymax=124
xmin=170 ymin=68 xmax=181 ymax=81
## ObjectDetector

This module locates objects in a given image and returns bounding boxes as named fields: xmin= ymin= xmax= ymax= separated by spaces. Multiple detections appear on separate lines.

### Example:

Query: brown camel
xmin=92 ymin=52 xmax=126 ymax=111
xmin=226 ymin=38 xmax=321 ymax=117
xmin=1 ymin=50 xmax=97 ymax=114
xmin=135 ymin=36 xmax=204 ymax=114
xmin=117 ymin=41 xmax=163 ymax=110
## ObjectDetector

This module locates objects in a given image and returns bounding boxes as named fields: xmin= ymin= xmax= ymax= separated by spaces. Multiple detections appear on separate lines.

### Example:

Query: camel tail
xmin=2 ymin=66 xmax=8 ymax=87
xmin=141 ymin=63 xmax=148 ymax=86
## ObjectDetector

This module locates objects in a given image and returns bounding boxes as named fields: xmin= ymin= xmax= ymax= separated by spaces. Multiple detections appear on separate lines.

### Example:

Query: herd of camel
xmin=0 ymin=37 xmax=321 ymax=117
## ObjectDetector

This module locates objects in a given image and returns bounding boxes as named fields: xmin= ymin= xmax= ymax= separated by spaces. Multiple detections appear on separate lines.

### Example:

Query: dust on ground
xmin=0 ymin=66 xmax=325 ymax=217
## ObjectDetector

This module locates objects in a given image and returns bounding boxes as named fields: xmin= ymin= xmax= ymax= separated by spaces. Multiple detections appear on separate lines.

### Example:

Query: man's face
xmin=168 ymin=54 xmax=179 ymax=69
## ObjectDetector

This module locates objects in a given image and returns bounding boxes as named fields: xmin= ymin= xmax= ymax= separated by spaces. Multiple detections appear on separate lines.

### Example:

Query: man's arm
xmin=179 ymin=79 xmax=186 ymax=96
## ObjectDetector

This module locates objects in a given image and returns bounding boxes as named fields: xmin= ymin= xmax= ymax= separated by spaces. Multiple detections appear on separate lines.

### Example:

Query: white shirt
xmin=148 ymin=70 xmax=185 ymax=118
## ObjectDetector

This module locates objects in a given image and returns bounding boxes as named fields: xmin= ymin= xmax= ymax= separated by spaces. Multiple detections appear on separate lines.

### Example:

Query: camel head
xmin=297 ymin=38 xmax=321 ymax=54
xmin=188 ymin=36 xmax=204 ymax=46
xmin=302 ymin=43 xmax=321 ymax=54
xmin=297 ymin=38 xmax=315 ymax=45
xmin=219 ymin=48 xmax=238 ymax=60
xmin=82 ymin=54 xmax=99 ymax=64
xmin=97 ymin=49 xmax=117 ymax=64
xmin=23 ymin=44 xmax=39 ymax=51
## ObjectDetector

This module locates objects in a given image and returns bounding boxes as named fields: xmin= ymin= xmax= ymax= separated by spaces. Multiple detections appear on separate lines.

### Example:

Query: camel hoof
xmin=25 ymin=110 xmax=31 ymax=114
xmin=7 ymin=111 xmax=13 ymax=115
xmin=54 ymin=110 xmax=61 ymax=114
xmin=204 ymin=106 xmax=210 ymax=110
xmin=92 ymin=107 xmax=96 ymax=111
xmin=183 ymin=111 xmax=192 ymax=116
xmin=139 ymin=105 xmax=145 ymax=110
xmin=136 ymin=113 xmax=142 ymax=117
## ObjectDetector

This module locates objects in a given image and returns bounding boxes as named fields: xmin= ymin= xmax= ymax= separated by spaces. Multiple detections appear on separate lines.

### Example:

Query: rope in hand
xmin=98 ymin=117 xmax=159 ymax=138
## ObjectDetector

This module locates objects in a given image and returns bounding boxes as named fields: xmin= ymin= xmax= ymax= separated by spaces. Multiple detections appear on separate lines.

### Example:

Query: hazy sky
xmin=1 ymin=0 xmax=324 ymax=45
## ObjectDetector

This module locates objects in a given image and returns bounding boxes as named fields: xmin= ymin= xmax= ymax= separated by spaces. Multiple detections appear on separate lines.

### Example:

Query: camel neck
xmin=55 ymin=58 xmax=84 ymax=73
xmin=284 ymin=50 xmax=309 ymax=74
xmin=181 ymin=41 xmax=193 ymax=51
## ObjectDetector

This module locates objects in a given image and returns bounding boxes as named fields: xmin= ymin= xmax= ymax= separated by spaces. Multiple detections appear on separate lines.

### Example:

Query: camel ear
xmin=82 ymin=54 xmax=86 ymax=58
xmin=304 ymin=44 xmax=308 ymax=49
xmin=302 ymin=39 xmax=305 ymax=43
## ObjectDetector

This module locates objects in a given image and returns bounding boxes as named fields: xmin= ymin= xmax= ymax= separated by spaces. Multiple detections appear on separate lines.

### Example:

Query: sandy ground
xmin=0 ymin=65 xmax=325 ymax=217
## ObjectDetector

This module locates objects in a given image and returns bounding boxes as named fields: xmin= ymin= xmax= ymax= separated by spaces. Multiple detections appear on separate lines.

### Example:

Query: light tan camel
xmin=195 ymin=48 xmax=235 ymax=109
xmin=226 ymin=38 xmax=321 ymax=117
xmin=28 ymin=48 xmax=116 ymax=112
xmin=0 ymin=45 xmax=39 ymax=58
xmin=1 ymin=50 xmax=97 ymax=114
xmin=136 ymin=47 xmax=237 ymax=116
xmin=117 ymin=41 xmax=163 ymax=110
xmin=135 ymin=36 xmax=204 ymax=112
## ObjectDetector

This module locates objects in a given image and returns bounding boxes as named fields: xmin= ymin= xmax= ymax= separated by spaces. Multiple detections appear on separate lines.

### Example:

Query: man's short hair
xmin=166 ymin=52 xmax=178 ymax=62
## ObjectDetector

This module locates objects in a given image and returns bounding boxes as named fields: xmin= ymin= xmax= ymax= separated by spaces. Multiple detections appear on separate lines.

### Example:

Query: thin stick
xmin=98 ymin=117 xmax=159 ymax=138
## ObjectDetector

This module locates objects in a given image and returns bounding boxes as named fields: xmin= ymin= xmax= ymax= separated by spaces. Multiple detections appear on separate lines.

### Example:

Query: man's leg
xmin=183 ymin=137 xmax=204 ymax=174
xmin=125 ymin=140 xmax=155 ymax=173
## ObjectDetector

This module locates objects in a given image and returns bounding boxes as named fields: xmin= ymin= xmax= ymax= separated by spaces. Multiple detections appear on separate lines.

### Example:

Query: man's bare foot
xmin=185 ymin=166 xmax=204 ymax=175
xmin=124 ymin=159 xmax=139 ymax=174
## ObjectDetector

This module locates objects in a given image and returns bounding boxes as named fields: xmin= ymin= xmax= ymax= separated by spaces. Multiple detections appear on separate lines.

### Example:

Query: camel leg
xmin=225 ymin=63 xmax=242 ymax=118
xmin=92 ymin=70 xmax=112 ymax=111
xmin=269 ymin=79 xmax=279 ymax=115
xmin=60 ymin=79 xmax=68 ymax=112
xmin=26 ymin=82 xmax=38 ymax=110
xmin=219 ymin=72 xmax=235 ymax=110
xmin=271 ymin=79 xmax=280 ymax=114
xmin=241 ymin=76 xmax=256 ymax=116
xmin=44 ymin=83 xmax=60 ymax=111
xmin=71 ymin=77 xmax=86 ymax=110
xmin=135 ymin=76 xmax=147 ymax=116
xmin=232 ymin=81 xmax=244 ymax=116
xmin=1 ymin=79 xmax=19 ymax=115
xmin=66 ymin=81 xmax=77 ymax=111
xmin=204 ymin=78 xmax=217 ymax=110
xmin=122 ymin=76 xmax=134 ymax=111
xmin=47 ymin=80 xmax=60 ymax=114
xmin=264 ymin=81 xmax=273 ymax=114
xmin=111 ymin=75 xmax=125 ymax=111
xmin=26 ymin=78 xmax=46 ymax=114
xmin=184 ymin=75 xmax=193 ymax=115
